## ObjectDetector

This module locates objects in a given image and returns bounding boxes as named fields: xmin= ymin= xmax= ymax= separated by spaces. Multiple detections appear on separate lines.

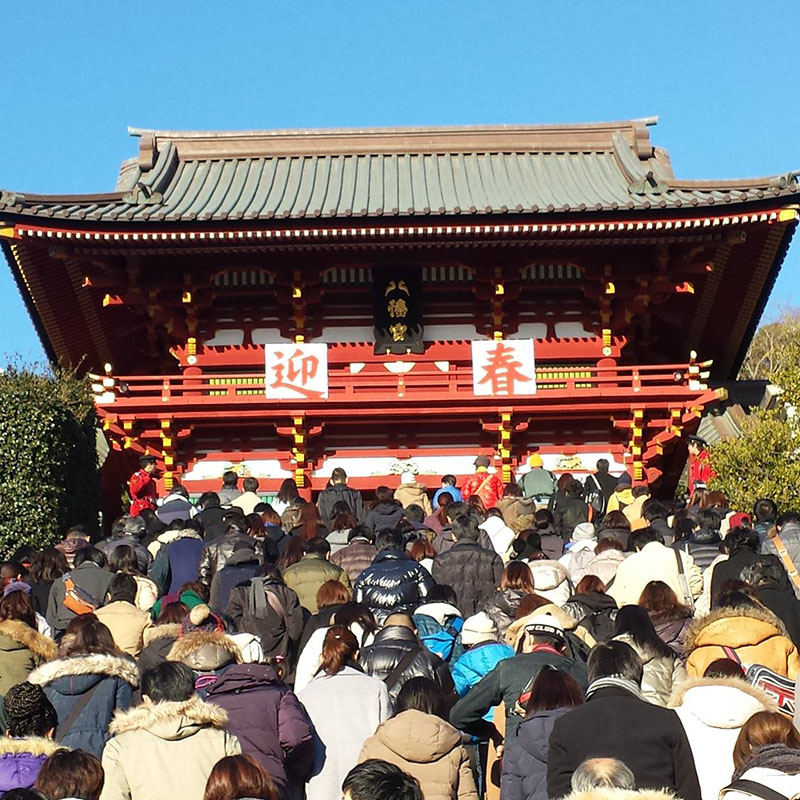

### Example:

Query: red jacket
xmin=688 ymin=449 xmax=715 ymax=494
xmin=129 ymin=469 xmax=157 ymax=516
xmin=461 ymin=471 xmax=505 ymax=509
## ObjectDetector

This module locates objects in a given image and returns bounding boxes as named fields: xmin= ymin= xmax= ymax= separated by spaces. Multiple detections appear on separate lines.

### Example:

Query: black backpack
xmin=579 ymin=608 xmax=618 ymax=645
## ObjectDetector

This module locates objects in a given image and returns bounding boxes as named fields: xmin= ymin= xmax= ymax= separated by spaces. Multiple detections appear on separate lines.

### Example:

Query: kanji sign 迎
xmin=265 ymin=343 xmax=328 ymax=400
xmin=471 ymin=339 xmax=537 ymax=397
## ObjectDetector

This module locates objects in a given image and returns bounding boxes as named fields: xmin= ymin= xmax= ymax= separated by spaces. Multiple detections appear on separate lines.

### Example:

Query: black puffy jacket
xmin=431 ymin=540 xmax=503 ymax=616
xmin=353 ymin=550 xmax=435 ymax=622
xmin=317 ymin=484 xmax=365 ymax=526
xmin=359 ymin=625 xmax=455 ymax=705
xmin=673 ymin=527 xmax=722 ymax=571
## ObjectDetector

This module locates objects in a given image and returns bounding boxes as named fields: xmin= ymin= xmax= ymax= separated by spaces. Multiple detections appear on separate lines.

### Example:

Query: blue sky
xmin=2 ymin=1 xmax=799 ymax=363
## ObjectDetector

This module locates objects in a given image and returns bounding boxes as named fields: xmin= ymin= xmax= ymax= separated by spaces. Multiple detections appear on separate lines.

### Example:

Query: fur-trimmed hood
xmin=684 ymin=603 xmax=789 ymax=652
xmin=167 ymin=631 xmax=243 ymax=671
xmin=109 ymin=695 xmax=228 ymax=741
xmin=506 ymin=603 xmax=578 ymax=649
xmin=0 ymin=619 xmax=57 ymax=660
xmin=559 ymin=790 xmax=675 ymax=800
xmin=0 ymin=736 xmax=61 ymax=757
xmin=28 ymin=652 xmax=139 ymax=689
xmin=143 ymin=623 xmax=182 ymax=647
xmin=669 ymin=675 xmax=776 ymax=727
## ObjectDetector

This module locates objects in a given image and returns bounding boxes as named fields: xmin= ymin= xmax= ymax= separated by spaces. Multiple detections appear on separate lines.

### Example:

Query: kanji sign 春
xmin=471 ymin=339 xmax=537 ymax=397
xmin=265 ymin=343 xmax=328 ymax=400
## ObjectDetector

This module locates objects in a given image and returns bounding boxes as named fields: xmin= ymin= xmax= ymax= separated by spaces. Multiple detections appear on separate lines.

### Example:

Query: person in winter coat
xmin=431 ymin=515 xmax=503 ymax=617
xmin=741 ymin=558 xmax=800 ymax=648
xmin=433 ymin=503 xmax=495 ymax=555
xmin=413 ymin=585 xmax=465 ymax=663
xmin=327 ymin=504 xmax=358 ymax=555
xmin=611 ymin=605 xmax=686 ymax=706
xmin=27 ymin=548 xmax=68 ymax=618
xmin=281 ymin=538 xmax=350 ymax=614
xmin=94 ymin=575 xmax=153 ymax=658
xmin=166 ymin=605 xmax=243 ymax=695
xmin=608 ymin=529 xmax=702 ymax=608
xmin=394 ymin=474 xmax=433 ymax=517
xmin=461 ymin=456 xmax=504 ymax=510
xmin=639 ymin=580 xmax=693 ymax=659
xmin=484 ymin=562 xmax=537 ymax=639
xmin=298 ymin=626 xmax=391 ymax=800
xmin=559 ymin=522 xmax=598 ymax=583
xmin=516 ymin=454 xmax=556 ymax=505
xmin=155 ymin=483 xmax=196 ymax=526
xmin=271 ymin=479 xmax=299 ymax=519
xmin=578 ymin=538 xmax=626 ymax=587
xmin=450 ymin=614 xmax=587 ymax=740
xmin=148 ymin=526 xmax=205 ymax=595
xmin=760 ymin=511 xmax=800 ymax=599
xmin=684 ymin=591 xmax=800 ymax=678
xmin=365 ymin=487 xmax=405 ymax=534
xmin=28 ymin=614 xmax=138 ymax=756
xmin=641 ymin=500 xmax=675 ymax=548
xmin=724 ymin=712 xmax=800 ymax=800
xmin=108 ymin=546 xmax=159 ymax=613
xmin=0 ymin=681 xmax=59 ymax=794
xmin=547 ymin=640 xmax=701 ymax=800
xmin=99 ymin=516 xmax=153 ymax=575
xmin=359 ymin=677 xmax=478 ymax=800
xmin=230 ymin=477 xmax=263 ymax=517
xmin=317 ymin=468 xmax=365 ymax=526
xmin=495 ymin=484 xmax=535 ymax=529
xmin=100 ymin=661 xmax=240 ymax=800
xmin=360 ymin=614 xmax=456 ymax=705
xmin=521 ymin=509 xmax=564 ymax=561
xmin=138 ymin=601 xmax=186 ymax=675
xmin=225 ymin=566 xmax=304 ymax=675
xmin=45 ymin=548 xmax=115 ymax=635
xmin=0 ymin=591 xmax=57 ymax=696
xmin=209 ymin=541 xmax=262 ymax=614
xmin=196 ymin=492 xmax=228 ymax=541
xmin=501 ymin=667 xmax=584 ymax=800
xmin=669 ymin=671 xmax=776 ymax=800
xmin=479 ymin=509 xmax=516 ymax=563
xmin=554 ymin=480 xmax=589 ymax=541
xmin=674 ymin=509 xmax=723 ymax=572
xmin=331 ymin=526 xmax=378 ymax=583
xmin=299 ymin=580 xmax=353 ymax=653
xmin=596 ymin=511 xmax=631 ymax=551
xmin=451 ymin=612 xmax=514 ymax=701
xmin=605 ymin=473 xmax=635 ymax=515
xmin=54 ymin=527 xmax=93 ymax=571
xmin=526 ymin=559 xmax=572 ymax=606
xmin=198 ymin=521 xmax=264 ymax=587
xmin=207 ymin=663 xmax=314 ymax=800
xmin=562 ymin=575 xmax=618 ymax=647
xmin=353 ymin=529 xmax=435 ymax=623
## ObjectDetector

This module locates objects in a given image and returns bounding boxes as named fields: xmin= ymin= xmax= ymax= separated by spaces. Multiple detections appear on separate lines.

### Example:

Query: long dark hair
xmin=333 ymin=602 xmax=378 ymax=646
xmin=638 ymin=580 xmax=691 ymax=620
xmin=394 ymin=676 xmax=447 ymax=720
xmin=0 ymin=590 xmax=37 ymax=629
xmin=525 ymin=667 xmax=584 ymax=717
xmin=614 ymin=604 xmax=673 ymax=658
xmin=28 ymin=547 xmax=68 ymax=584
xmin=295 ymin=504 xmax=324 ymax=540
xmin=277 ymin=479 xmax=299 ymax=505
xmin=60 ymin=615 xmax=122 ymax=658
xmin=276 ymin=537 xmax=305 ymax=571
xmin=110 ymin=545 xmax=143 ymax=577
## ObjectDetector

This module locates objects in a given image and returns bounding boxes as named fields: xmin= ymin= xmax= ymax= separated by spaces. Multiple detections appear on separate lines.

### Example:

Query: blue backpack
xmin=415 ymin=614 xmax=464 ymax=662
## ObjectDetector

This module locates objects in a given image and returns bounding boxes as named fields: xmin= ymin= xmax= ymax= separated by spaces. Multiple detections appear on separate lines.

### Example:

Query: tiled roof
xmin=1 ymin=119 xmax=798 ymax=224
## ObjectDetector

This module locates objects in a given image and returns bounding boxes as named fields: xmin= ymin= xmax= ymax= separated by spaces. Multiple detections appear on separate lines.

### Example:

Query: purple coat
xmin=0 ymin=738 xmax=59 ymax=793
xmin=206 ymin=664 xmax=314 ymax=798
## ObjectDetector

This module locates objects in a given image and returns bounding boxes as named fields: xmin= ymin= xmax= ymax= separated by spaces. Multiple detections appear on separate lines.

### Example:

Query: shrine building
xmin=2 ymin=118 xmax=798 ymax=510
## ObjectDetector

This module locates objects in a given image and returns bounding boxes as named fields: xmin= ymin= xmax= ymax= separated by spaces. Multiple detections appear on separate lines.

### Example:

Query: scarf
xmin=585 ymin=676 xmax=644 ymax=701
xmin=733 ymin=744 xmax=800 ymax=780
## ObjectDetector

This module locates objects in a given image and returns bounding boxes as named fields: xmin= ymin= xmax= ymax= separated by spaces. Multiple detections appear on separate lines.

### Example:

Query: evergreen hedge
xmin=0 ymin=365 xmax=99 ymax=555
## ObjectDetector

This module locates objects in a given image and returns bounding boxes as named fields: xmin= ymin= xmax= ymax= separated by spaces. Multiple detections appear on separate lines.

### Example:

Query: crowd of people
xmin=1 ymin=450 xmax=800 ymax=800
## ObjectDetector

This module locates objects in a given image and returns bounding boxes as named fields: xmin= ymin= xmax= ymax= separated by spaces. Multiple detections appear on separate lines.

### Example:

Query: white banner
xmin=265 ymin=343 xmax=328 ymax=400
xmin=471 ymin=339 xmax=537 ymax=397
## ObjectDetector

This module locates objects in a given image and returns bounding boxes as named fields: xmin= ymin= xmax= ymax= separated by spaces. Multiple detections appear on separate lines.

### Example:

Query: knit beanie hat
xmin=528 ymin=453 xmax=543 ymax=468
xmin=572 ymin=522 xmax=596 ymax=542
xmin=616 ymin=473 xmax=632 ymax=487
xmin=3 ymin=581 xmax=31 ymax=598
xmin=4 ymin=681 xmax=58 ymax=736
xmin=180 ymin=603 xmax=224 ymax=635
xmin=461 ymin=612 xmax=498 ymax=646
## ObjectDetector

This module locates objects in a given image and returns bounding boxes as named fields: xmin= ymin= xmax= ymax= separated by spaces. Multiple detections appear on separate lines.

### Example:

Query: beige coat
xmin=559 ymin=790 xmax=676 ymax=800
xmin=394 ymin=483 xmax=433 ymax=516
xmin=607 ymin=541 xmax=702 ymax=607
xmin=613 ymin=633 xmax=687 ymax=706
xmin=684 ymin=604 xmax=800 ymax=679
xmin=95 ymin=601 xmax=153 ymax=657
xmin=100 ymin=695 xmax=240 ymax=800
xmin=0 ymin=619 xmax=57 ymax=696
xmin=359 ymin=709 xmax=478 ymax=800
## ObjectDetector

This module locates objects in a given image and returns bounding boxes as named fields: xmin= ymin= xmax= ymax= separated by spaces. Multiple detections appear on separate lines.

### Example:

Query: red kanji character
xmin=477 ymin=342 xmax=532 ymax=395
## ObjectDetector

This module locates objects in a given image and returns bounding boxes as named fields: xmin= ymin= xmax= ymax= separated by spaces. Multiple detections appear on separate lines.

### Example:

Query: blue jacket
xmin=452 ymin=641 xmax=514 ymax=723
xmin=28 ymin=653 xmax=138 ymax=756
xmin=433 ymin=486 xmax=463 ymax=505
xmin=501 ymin=707 xmax=572 ymax=800
xmin=168 ymin=535 xmax=205 ymax=594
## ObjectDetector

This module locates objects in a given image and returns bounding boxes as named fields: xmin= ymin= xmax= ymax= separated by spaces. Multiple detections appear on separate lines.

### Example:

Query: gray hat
xmin=461 ymin=612 xmax=498 ymax=646
xmin=474 ymin=455 xmax=492 ymax=468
